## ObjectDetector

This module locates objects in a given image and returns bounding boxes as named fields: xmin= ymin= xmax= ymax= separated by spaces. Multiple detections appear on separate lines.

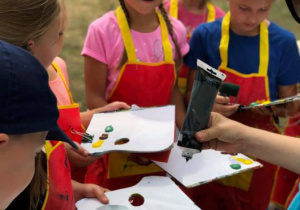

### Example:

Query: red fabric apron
xmin=169 ymin=0 xmax=216 ymax=94
xmin=85 ymin=7 xmax=176 ymax=190
xmin=271 ymin=112 xmax=300 ymax=208
xmin=53 ymin=62 xmax=87 ymax=183
xmin=42 ymin=141 xmax=75 ymax=210
xmin=184 ymin=13 xmax=279 ymax=210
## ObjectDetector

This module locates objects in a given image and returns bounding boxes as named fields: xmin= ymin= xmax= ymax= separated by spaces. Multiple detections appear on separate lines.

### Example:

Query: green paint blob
xmin=250 ymin=102 xmax=259 ymax=107
xmin=230 ymin=164 xmax=241 ymax=170
xmin=105 ymin=125 xmax=114 ymax=132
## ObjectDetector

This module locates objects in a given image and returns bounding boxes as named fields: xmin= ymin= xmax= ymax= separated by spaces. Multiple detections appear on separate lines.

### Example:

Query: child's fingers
xmin=92 ymin=186 xmax=110 ymax=204
xmin=72 ymin=142 xmax=89 ymax=157
xmin=215 ymin=95 xmax=230 ymax=104
xmin=108 ymin=101 xmax=131 ymax=110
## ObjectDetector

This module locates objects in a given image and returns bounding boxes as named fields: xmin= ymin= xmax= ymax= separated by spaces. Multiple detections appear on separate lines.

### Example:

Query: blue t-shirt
xmin=288 ymin=185 xmax=300 ymax=210
xmin=184 ymin=18 xmax=300 ymax=100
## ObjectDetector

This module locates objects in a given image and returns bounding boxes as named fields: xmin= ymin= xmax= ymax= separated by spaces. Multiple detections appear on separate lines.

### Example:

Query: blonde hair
xmin=117 ymin=0 xmax=183 ymax=71
xmin=0 ymin=0 xmax=68 ymax=50
xmin=0 ymin=0 xmax=67 ymax=208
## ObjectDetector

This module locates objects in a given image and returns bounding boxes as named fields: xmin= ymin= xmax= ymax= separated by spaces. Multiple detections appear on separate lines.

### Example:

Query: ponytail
xmin=158 ymin=3 xmax=183 ymax=72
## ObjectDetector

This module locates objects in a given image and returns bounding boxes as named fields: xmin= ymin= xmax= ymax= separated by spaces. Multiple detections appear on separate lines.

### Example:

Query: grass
xmin=61 ymin=0 xmax=299 ymax=111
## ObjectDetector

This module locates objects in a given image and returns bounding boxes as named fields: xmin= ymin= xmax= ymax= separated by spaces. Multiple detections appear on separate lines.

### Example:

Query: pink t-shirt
xmin=49 ymin=57 xmax=72 ymax=106
xmin=81 ymin=11 xmax=190 ymax=98
xmin=164 ymin=1 xmax=226 ymax=37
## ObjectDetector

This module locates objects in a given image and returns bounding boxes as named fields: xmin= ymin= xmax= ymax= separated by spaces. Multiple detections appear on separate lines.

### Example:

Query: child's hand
xmin=64 ymin=142 xmax=100 ymax=167
xmin=72 ymin=181 xmax=110 ymax=204
xmin=129 ymin=153 xmax=152 ymax=166
xmin=212 ymin=95 xmax=239 ymax=117
xmin=252 ymin=104 xmax=290 ymax=117
xmin=94 ymin=101 xmax=131 ymax=113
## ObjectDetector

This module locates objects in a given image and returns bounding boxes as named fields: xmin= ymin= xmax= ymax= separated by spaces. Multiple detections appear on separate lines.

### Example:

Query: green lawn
xmin=61 ymin=0 xmax=299 ymax=111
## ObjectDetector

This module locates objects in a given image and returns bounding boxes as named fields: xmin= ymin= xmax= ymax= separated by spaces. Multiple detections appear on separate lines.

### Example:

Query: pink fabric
xmin=81 ymin=11 xmax=189 ymax=98
xmin=49 ymin=57 xmax=72 ymax=106
xmin=164 ymin=1 xmax=226 ymax=36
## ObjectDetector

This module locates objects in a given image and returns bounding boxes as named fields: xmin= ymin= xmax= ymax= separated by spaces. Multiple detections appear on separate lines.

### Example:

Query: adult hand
xmin=72 ymin=181 xmax=110 ymax=204
xmin=212 ymin=95 xmax=239 ymax=117
xmin=64 ymin=142 xmax=100 ymax=167
xmin=195 ymin=112 xmax=245 ymax=154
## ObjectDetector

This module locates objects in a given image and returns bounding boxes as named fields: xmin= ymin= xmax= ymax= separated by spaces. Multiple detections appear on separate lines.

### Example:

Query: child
xmin=82 ymin=0 xmax=189 ymax=190
xmin=165 ymin=0 xmax=225 ymax=38
xmin=184 ymin=0 xmax=300 ymax=209
xmin=0 ymin=40 xmax=77 ymax=209
xmin=0 ymin=0 xmax=121 ymax=209
xmin=0 ymin=0 xmax=130 ymax=185
xmin=164 ymin=0 xmax=225 ymax=94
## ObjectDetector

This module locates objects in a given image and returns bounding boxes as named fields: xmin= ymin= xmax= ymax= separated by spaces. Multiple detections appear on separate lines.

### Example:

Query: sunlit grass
xmin=61 ymin=0 xmax=299 ymax=111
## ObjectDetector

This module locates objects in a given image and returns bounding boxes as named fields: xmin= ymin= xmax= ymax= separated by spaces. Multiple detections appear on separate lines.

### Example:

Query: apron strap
xmin=219 ymin=12 xmax=269 ymax=76
xmin=51 ymin=62 xmax=75 ymax=103
xmin=259 ymin=22 xmax=269 ymax=76
xmin=158 ymin=9 xmax=173 ymax=62
xmin=44 ymin=141 xmax=63 ymax=156
xmin=206 ymin=2 xmax=216 ymax=22
xmin=170 ymin=0 xmax=178 ymax=19
xmin=219 ymin=12 xmax=231 ymax=69
xmin=170 ymin=0 xmax=215 ymax=23
xmin=116 ymin=6 xmax=173 ymax=62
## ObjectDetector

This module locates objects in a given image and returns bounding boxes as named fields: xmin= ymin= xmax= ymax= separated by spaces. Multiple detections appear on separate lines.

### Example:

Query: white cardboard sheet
xmin=81 ymin=105 xmax=175 ymax=156
xmin=154 ymin=143 xmax=262 ymax=188
xmin=76 ymin=176 xmax=200 ymax=210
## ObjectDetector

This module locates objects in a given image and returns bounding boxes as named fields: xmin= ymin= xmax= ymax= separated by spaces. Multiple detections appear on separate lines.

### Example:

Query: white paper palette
xmin=81 ymin=105 xmax=175 ymax=156
xmin=154 ymin=143 xmax=262 ymax=188
xmin=76 ymin=176 xmax=200 ymax=210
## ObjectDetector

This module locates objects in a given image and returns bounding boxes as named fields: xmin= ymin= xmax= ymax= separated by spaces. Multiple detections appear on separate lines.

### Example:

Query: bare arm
xmin=171 ymin=84 xmax=186 ymax=130
xmin=84 ymin=56 xmax=108 ymax=109
xmin=80 ymin=102 xmax=131 ymax=128
xmin=196 ymin=112 xmax=300 ymax=174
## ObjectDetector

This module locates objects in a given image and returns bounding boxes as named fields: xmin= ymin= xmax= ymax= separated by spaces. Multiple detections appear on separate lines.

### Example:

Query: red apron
xmin=169 ymin=0 xmax=216 ymax=94
xmin=42 ymin=141 xmax=75 ymax=210
xmin=52 ymin=62 xmax=87 ymax=183
xmin=85 ymin=7 xmax=176 ymax=190
xmin=185 ymin=13 xmax=279 ymax=210
xmin=271 ymin=112 xmax=300 ymax=208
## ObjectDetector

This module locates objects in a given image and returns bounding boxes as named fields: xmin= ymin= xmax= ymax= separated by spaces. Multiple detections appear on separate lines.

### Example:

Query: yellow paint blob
xmin=92 ymin=140 xmax=104 ymax=148
xmin=232 ymin=156 xmax=253 ymax=165
xmin=261 ymin=101 xmax=271 ymax=105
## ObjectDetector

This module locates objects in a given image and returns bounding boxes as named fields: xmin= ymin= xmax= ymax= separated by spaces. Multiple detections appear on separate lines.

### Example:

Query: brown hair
xmin=117 ymin=0 xmax=183 ymax=71
xmin=0 ymin=0 xmax=68 ymax=50
xmin=29 ymin=151 xmax=48 ymax=209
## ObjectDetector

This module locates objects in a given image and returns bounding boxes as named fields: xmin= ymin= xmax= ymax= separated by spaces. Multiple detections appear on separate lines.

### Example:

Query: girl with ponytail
xmin=82 ymin=0 xmax=189 ymax=190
